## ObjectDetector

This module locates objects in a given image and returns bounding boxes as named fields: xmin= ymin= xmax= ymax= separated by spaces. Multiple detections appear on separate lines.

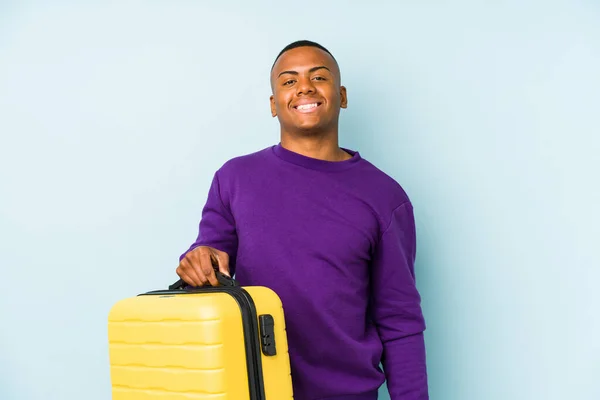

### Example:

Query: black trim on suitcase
xmin=169 ymin=272 xmax=238 ymax=289
xmin=140 ymin=283 xmax=267 ymax=400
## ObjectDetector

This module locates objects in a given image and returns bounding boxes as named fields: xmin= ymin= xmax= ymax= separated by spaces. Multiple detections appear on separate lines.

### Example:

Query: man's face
xmin=270 ymin=46 xmax=347 ymax=134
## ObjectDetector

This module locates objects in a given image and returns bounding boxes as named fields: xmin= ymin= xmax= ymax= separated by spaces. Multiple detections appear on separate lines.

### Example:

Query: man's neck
xmin=280 ymin=131 xmax=351 ymax=162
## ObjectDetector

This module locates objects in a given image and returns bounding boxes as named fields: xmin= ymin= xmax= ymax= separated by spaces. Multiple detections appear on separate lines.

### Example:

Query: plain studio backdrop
xmin=1 ymin=1 xmax=598 ymax=399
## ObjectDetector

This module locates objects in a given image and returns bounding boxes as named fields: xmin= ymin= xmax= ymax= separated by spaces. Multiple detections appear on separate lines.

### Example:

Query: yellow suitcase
xmin=107 ymin=272 xmax=294 ymax=399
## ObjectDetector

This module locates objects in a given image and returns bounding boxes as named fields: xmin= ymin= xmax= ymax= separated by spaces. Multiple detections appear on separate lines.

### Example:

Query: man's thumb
xmin=213 ymin=251 xmax=230 ymax=277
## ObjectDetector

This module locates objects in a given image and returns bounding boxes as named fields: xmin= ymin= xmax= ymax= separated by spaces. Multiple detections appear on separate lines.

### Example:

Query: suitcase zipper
xmin=235 ymin=288 xmax=267 ymax=400
xmin=139 ymin=287 xmax=266 ymax=400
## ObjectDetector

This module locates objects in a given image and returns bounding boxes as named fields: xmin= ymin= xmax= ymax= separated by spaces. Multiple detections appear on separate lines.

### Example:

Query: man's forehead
xmin=272 ymin=46 xmax=338 ymax=74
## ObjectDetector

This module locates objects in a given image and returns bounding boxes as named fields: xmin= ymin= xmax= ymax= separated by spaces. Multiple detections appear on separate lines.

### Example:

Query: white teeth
xmin=297 ymin=103 xmax=318 ymax=110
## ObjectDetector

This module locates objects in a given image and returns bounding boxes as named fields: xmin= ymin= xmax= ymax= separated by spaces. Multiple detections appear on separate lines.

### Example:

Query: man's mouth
xmin=293 ymin=102 xmax=322 ymax=113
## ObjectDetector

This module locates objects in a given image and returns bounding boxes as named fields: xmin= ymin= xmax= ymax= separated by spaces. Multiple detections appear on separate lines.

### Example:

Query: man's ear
xmin=270 ymin=95 xmax=277 ymax=117
xmin=340 ymin=86 xmax=348 ymax=109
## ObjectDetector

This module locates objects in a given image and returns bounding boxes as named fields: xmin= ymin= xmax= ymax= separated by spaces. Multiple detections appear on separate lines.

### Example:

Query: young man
xmin=176 ymin=40 xmax=429 ymax=400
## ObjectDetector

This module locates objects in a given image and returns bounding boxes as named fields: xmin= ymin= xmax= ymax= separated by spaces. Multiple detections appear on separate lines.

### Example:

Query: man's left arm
xmin=370 ymin=201 xmax=429 ymax=400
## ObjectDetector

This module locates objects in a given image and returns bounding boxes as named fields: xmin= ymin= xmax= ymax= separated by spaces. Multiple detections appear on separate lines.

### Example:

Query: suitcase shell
xmin=107 ymin=279 xmax=294 ymax=400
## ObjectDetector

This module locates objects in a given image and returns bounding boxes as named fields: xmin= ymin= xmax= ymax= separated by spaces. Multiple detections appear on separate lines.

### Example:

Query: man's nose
xmin=296 ymin=77 xmax=315 ymax=96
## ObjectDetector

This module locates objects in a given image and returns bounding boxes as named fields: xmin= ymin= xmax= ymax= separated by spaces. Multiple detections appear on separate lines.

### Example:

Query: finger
xmin=180 ymin=257 xmax=203 ymax=287
xmin=194 ymin=250 xmax=209 ymax=286
xmin=214 ymin=250 xmax=230 ymax=277
xmin=199 ymin=252 xmax=219 ymax=286
xmin=176 ymin=266 xmax=197 ymax=288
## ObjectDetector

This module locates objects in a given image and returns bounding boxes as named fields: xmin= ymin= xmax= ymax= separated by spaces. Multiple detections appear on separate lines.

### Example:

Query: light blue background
xmin=1 ymin=1 xmax=598 ymax=399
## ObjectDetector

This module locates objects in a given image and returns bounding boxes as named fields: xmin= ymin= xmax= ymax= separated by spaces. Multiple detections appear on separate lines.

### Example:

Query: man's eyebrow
xmin=277 ymin=65 xmax=331 ymax=78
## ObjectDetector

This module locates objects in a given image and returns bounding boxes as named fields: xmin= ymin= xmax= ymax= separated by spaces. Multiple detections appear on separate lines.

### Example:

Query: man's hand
xmin=176 ymin=246 xmax=230 ymax=287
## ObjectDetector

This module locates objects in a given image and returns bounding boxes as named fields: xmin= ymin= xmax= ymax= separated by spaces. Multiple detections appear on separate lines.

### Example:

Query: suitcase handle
xmin=168 ymin=270 xmax=239 ymax=290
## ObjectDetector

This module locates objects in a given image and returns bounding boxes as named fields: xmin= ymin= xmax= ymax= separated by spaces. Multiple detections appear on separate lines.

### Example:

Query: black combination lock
xmin=259 ymin=314 xmax=277 ymax=356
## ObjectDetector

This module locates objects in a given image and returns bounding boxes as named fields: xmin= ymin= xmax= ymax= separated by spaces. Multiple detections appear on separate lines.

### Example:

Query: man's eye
xmin=313 ymin=76 xmax=326 ymax=81
xmin=283 ymin=80 xmax=295 ymax=86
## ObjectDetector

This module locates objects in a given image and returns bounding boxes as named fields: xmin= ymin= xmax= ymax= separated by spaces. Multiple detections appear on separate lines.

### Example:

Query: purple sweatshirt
xmin=180 ymin=143 xmax=428 ymax=400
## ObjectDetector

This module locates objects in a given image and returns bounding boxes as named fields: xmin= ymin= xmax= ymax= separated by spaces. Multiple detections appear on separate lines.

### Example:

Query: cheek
xmin=275 ymin=95 xmax=291 ymax=111
xmin=321 ymin=87 xmax=339 ymax=105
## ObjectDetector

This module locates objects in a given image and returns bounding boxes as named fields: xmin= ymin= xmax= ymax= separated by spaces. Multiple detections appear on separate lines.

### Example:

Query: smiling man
xmin=177 ymin=40 xmax=429 ymax=400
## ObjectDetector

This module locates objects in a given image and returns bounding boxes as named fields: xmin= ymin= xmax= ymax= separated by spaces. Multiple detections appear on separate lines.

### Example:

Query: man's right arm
xmin=177 ymin=170 xmax=238 ymax=287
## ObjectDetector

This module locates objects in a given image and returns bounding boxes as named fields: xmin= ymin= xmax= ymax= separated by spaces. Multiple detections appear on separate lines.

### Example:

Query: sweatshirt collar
xmin=272 ymin=143 xmax=362 ymax=172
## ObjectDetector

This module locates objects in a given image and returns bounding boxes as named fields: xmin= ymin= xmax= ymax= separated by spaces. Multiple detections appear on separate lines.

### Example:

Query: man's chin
xmin=290 ymin=125 xmax=326 ymax=136
xmin=279 ymin=118 xmax=335 ymax=137
xmin=290 ymin=119 xmax=326 ymax=133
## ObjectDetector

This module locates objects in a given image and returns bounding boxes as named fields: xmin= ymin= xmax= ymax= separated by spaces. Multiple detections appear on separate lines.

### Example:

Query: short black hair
xmin=271 ymin=40 xmax=337 ymax=71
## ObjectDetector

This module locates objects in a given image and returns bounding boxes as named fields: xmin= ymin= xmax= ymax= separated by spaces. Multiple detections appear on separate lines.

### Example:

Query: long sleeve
xmin=179 ymin=170 xmax=239 ymax=276
xmin=370 ymin=201 xmax=428 ymax=399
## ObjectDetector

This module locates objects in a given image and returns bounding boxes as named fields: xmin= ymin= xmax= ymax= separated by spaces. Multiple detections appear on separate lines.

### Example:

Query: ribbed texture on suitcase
xmin=108 ymin=294 xmax=250 ymax=399
xmin=110 ymin=324 xmax=224 ymax=398
xmin=108 ymin=288 xmax=294 ymax=400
